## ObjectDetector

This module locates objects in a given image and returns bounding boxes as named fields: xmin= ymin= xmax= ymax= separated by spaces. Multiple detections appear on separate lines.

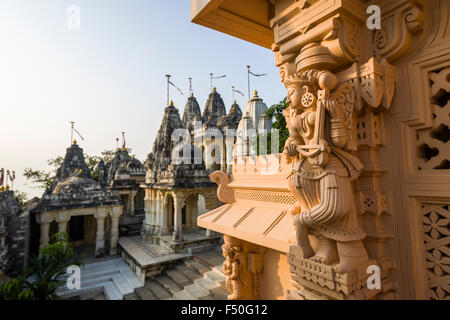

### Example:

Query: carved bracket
xmin=372 ymin=0 xmax=425 ymax=61
xmin=210 ymin=171 xmax=235 ymax=204
xmin=222 ymin=235 xmax=265 ymax=300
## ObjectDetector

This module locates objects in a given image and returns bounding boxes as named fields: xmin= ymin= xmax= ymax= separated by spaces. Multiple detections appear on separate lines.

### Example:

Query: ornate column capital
xmin=55 ymin=211 xmax=71 ymax=223
xmin=35 ymin=211 xmax=56 ymax=225
xmin=172 ymin=191 xmax=185 ymax=207
xmin=94 ymin=207 xmax=108 ymax=220
xmin=110 ymin=205 xmax=123 ymax=219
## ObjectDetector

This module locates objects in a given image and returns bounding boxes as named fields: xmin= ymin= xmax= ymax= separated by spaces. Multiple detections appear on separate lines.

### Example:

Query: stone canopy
xmin=31 ymin=173 xmax=122 ymax=213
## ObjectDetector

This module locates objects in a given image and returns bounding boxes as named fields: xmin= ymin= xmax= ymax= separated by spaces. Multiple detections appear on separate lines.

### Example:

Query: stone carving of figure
xmin=222 ymin=237 xmax=250 ymax=300
xmin=284 ymin=69 xmax=369 ymax=273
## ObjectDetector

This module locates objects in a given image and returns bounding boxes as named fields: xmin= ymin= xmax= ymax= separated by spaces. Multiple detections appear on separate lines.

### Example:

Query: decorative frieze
xmin=287 ymin=245 xmax=381 ymax=300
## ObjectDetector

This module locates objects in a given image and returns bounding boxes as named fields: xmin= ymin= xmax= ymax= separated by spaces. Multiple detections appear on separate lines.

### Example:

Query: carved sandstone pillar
xmin=172 ymin=192 xmax=185 ymax=242
xmin=269 ymin=0 xmax=408 ymax=300
xmin=129 ymin=190 xmax=137 ymax=216
xmin=191 ymin=194 xmax=199 ymax=228
xmin=160 ymin=193 xmax=169 ymax=235
xmin=142 ymin=190 xmax=152 ymax=236
xmin=36 ymin=212 xmax=55 ymax=251
xmin=55 ymin=211 xmax=71 ymax=235
xmin=110 ymin=206 xmax=123 ymax=255
xmin=185 ymin=196 xmax=192 ymax=229
xmin=155 ymin=192 xmax=162 ymax=234
xmin=152 ymin=190 xmax=157 ymax=232
xmin=94 ymin=208 xmax=108 ymax=257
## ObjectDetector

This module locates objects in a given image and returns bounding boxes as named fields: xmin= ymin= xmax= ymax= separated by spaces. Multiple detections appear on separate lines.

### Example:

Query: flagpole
xmin=166 ymin=74 xmax=171 ymax=107
xmin=232 ymin=86 xmax=235 ymax=102
xmin=246 ymin=65 xmax=251 ymax=100
xmin=189 ymin=77 xmax=193 ymax=96
xmin=70 ymin=121 xmax=75 ymax=145
xmin=209 ymin=73 xmax=213 ymax=92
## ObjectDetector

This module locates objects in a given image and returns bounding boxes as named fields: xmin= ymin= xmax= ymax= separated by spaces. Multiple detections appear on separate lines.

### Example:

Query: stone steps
xmin=154 ymin=275 xmax=183 ymax=295
xmin=145 ymin=280 xmax=173 ymax=299
xmin=166 ymin=268 xmax=192 ymax=287
xmin=132 ymin=257 xmax=227 ymax=300
xmin=174 ymin=263 xmax=203 ymax=282
xmin=184 ymin=259 xmax=212 ymax=275
xmin=57 ymin=258 xmax=144 ymax=300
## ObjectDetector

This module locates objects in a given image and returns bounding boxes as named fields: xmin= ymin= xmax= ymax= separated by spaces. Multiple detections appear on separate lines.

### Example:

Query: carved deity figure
xmin=222 ymin=236 xmax=250 ymax=300
xmin=284 ymin=69 xmax=368 ymax=273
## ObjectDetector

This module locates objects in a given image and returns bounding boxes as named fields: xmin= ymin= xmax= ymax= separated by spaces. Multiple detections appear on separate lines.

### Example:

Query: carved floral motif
xmin=422 ymin=203 xmax=450 ymax=300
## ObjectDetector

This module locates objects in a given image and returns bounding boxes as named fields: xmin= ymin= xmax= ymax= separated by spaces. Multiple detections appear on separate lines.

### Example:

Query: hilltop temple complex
xmin=1 ymin=85 xmax=277 ymax=299
xmin=1 ymin=0 xmax=448 ymax=301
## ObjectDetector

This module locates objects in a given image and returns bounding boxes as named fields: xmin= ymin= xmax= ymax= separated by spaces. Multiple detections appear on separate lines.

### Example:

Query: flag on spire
xmin=246 ymin=65 xmax=267 ymax=99
xmin=209 ymin=73 xmax=226 ymax=92
xmin=168 ymin=80 xmax=183 ymax=95
xmin=232 ymin=87 xmax=244 ymax=96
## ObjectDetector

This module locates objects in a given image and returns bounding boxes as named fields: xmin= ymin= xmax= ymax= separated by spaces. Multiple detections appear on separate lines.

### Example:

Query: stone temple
xmin=29 ymin=143 xmax=123 ymax=258
xmin=99 ymin=147 xmax=146 ymax=237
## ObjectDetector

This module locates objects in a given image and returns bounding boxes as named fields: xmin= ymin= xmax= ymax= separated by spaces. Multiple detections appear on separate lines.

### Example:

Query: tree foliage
xmin=0 ymin=232 xmax=83 ymax=300
xmin=264 ymin=97 xmax=289 ymax=154
xmin=242 ymin=98 xmax=290 ymax=156
xmin=23 ymin=149 xmax=117 ymax=190
xmin=23 ymin=156 xmax=63 ymax=190
xmin=13 ymin=190 xmax=29 ymax=206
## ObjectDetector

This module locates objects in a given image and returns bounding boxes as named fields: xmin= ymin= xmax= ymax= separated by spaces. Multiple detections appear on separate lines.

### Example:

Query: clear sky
xmin=0 ymin=0 xmax=286 ymax=198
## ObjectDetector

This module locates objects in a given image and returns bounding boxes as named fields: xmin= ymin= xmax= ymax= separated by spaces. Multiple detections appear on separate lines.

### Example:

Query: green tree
xmin=23 ymin=150 xmax=117 ymax=190
xmin=13 ymin=190 xmax=28 ymax=206
xmin=0 ymin=232 xmax=83 ymax=300
xmin=85 ymin=149 xmax=117 ymax=181
xmin=23 ymin=156 xmax=63 ymax=190
xmin=260 ymin=97 xmax=289 ymax=154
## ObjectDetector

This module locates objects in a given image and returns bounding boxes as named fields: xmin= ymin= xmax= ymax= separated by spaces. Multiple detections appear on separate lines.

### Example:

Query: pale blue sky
xmin=0 ymin=0 xmax=286 ymax=198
